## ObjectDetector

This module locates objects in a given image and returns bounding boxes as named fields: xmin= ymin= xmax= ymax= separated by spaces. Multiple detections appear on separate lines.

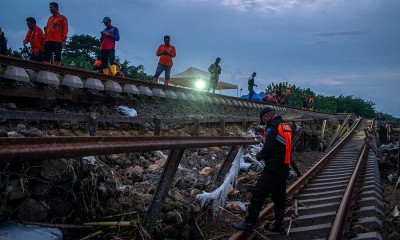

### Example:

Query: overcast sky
xmin=1 ymin=0 xmax=399 ymax=117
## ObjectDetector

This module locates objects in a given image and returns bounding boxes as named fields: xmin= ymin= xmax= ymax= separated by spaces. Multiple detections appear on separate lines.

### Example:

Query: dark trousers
xmin=284 ymin=95 xmax=290 ymax=106
xmin=44 ymin=41 xmax=62 ymax=62
xmin=100 ymin=48 xmax=115 ymax=69
xmin=154 ymin=64 xmax=172 ymax=80
xmin=248 ymin=88 xmax=254 ymax=99
xmin=207 ymin=78 xmax=218 ymax=93
xmin=245 ymin=170 xmax=287 ymax=224
xmin=30 ymin=52 xmax=44 ymax=62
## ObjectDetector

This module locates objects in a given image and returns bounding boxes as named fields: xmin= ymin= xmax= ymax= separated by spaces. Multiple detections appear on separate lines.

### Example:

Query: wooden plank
xmin=153 ymin=118 xmax=161 ymax=136
xmin=142 ymin=148 xmax=185 ymax=232
xmin=193 ymin=119 xmax=200 ymax=136
xmin=215 ymin=145 xmax=240 ymax=185
xmin=220 ymin=118 xmax=225 ymax=136
xmin=321 ymin=120 xmax=327 ymax=140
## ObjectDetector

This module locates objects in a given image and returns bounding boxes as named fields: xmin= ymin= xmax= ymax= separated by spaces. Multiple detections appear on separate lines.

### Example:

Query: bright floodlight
xmin=195 ymin=79 xmax=206 ymax=89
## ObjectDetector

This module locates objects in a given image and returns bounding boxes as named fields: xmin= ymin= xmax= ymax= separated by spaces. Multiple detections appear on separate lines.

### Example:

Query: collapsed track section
xmin=230 ymin=118 xmax=383 ymax=240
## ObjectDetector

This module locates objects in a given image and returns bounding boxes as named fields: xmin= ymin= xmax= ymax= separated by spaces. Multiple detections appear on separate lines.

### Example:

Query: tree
xmin=64 ymin=34 xmax=100 ymax=64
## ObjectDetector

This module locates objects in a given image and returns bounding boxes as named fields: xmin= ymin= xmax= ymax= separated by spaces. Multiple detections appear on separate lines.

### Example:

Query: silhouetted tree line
xmin=265 ymin=82 xmax=397 ymax=120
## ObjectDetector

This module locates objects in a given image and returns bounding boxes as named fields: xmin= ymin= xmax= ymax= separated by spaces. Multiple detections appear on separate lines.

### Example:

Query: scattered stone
xmin=7 ymin=179 xmax=28 ymax=201
xmin=49 ymin=197 xmax=74 ymax=217
xmin=126 ymin=165 xmax=143 ymax=183
xmin=199 ymin=167 xmax=213 ymax=175
xmin=147 ymin=164 xmax=161 ymax=172
xmin=41 ymin=159 xmax=74 ymax=182
xmin=4 ymin=103 xmax=17 ymax=110
xmin=16 ymin=198 xmax=48 ymax=222
xmin=7 ymin=131 xmax=23 ymax=137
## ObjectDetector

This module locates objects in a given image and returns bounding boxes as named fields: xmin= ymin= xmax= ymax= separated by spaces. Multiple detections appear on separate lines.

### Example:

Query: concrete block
xmin=105 ymin=80 xmax=122 ymax=93
xmin=26 ymin=69 xmax=38 ymax=81
xmin=218 ymin=98 xmax=226 ymax=104
xmin=152 ymin=88 xmax=166 ymax=98
xmin=138 ymin=86 xmax=153 ymax=96
xmin=175 ymin=91 xmax=187 ymax=100
xmin=354 ymin=217 xmax=382 ymax=229
xmin=165 ymin=90 xmax=178 ymax=99
xmin=61 ymin=74 xmax=83 ymax=88
xmin=241 ymin=102 xmax=248 ymax=108
xmin=2 ymin=66 xmax=30 ymax=82
xmin=36 ymin=70 xmax=60 ymax=85
xmin=236 ymin=101 xmax=243 ymax=107
xmin=195 ymin=94 xmax=205 ymax=102
xmin=225 ymin=99 xmax=233 ymax=105
xmin=204 ymin=95 xmax=212 ymax=103
xmin=84 ymin=78 xmax=104 ymax=90
xmin=212 ymin=97 xmax=220 ymax=104
xmin=353 ymin=232 xmax=382 ymax=240
xmin=186 ymin=93 xmax=197 ymax=101
xmin=123 ymin=84 xmax=139 ymax=94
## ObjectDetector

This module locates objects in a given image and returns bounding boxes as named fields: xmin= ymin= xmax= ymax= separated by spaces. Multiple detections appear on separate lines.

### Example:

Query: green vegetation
xmin=265 ymin=82 xmax=391 ymax=119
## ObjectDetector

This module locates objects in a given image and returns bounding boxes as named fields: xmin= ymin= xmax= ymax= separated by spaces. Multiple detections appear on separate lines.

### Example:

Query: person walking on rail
xmin=302 ymin=94 xmax=308 ymax=110
xmin=231 ymin=107 xmax=292 ymax=234
xmin=308 ymin=95 xmax=315 ymax=111
xmin=248 ymin=72 xmax=257 ymax=100
xmin=43 ymin=2 xmax=68 ymax=65
xmin=0 ymin=27 xmax=7 ymax=55
xmin=284 ymin=87 xmax=291 ymax=106
xmin=152 ymin=35 xmax=176 ymax=86
xmin=23 ymin=17 xmax=45 ymax=62
xmin=207 ymin=57 xmax=221 ymax=93
xmin=100 ymin=17 xmax=120 ymax=75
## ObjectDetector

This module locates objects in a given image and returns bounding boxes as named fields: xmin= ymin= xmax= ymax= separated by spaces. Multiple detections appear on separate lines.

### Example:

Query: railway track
xmin=230 ymin=118 xmax=383 ymax=240
xmin=0 ymin=56 xmax=337 ymax=121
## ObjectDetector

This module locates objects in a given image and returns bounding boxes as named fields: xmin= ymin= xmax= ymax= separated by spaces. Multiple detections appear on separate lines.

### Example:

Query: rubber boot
xmin=163 ymin=80 xmax=169 ymax=86
xmin=55 ymin=61 xmax=61 ymax=66
xmin=267 ymin=209 xmax=286 ymax=234
xmin=103 ymin=68 xmax=109 ymax=75
xmin=110 ymin=64 xmax=117 ymax=76
xmin=231 ymin=221 xmax=254 ymax=232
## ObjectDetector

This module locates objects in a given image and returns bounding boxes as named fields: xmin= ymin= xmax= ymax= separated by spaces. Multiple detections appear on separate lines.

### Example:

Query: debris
xmin=225 ymin=201 xmax=246 ymax=212
xmin=116 ymin=105 xmax=137 ymax=117
xmin=196 ymin=147 xmax=243 ymax=216
xmin=0 ymin=222 xmax=62 ymax=240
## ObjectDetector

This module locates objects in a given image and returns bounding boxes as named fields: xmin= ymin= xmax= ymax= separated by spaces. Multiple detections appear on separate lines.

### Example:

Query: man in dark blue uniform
xmin=231 ymin=107 xmax=292 ymax=234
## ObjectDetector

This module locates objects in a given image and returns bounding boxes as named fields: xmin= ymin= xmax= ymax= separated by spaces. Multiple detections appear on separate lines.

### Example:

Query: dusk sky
xmin=1 ymin=0 xmax=399 ymax=117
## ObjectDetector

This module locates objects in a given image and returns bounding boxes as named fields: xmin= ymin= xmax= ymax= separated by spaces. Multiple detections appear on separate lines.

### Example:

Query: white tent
xmin=160 ymin=67 xmax=238 ymax=90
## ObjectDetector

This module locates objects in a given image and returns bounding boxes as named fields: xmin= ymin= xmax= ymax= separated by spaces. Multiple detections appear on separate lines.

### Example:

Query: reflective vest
xmin=45 ymin=13 xmax=68 ymax=42
xmin=263 ymin=123 xmax=292 ymax=164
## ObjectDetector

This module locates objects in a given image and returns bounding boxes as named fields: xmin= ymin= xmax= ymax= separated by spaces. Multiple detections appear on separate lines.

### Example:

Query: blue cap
xmin=102 ymin=17 xmax=111 ymax=23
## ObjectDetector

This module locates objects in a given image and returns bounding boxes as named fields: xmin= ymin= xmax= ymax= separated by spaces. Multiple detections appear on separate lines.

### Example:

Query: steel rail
xmin=327 ymin=118 xmax=375 ymax=239
xmin=0 ymin=136 xmax=259 ymax=161
xmin=0 ymin=56 xmax=337 ymax=116
xmin=229 ymin=117 xmax=362 ymax=240
xmin=328 ymin=143 xmax=368 ymax=240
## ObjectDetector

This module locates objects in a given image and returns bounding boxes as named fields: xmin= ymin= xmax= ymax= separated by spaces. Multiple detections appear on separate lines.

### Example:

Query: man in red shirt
xmin=100 ymin=17 xmax=119 ymax=75
xmin=44 ymin=2 xmax=68 ymax=65
xmin=23 ymin=17 xmax=44 ymax=62
xmin=153 ymin=35 xmax=176 ymax=86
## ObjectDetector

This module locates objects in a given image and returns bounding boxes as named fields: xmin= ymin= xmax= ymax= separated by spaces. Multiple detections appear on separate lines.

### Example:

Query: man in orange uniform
xmin=309 ymin=96 xmax=315 ymax=111
xmin=231 ymin=107 xmax=292 ymax=234
xmin=284 ymin=88 xmax=291 ymax=106
xmin=44 ymin=2 xmax=68 ymax=65
xmin=23 ymin=17 xmax=44 ymax=62
xmin=153 ymin=35 xmax=176 ymax=86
